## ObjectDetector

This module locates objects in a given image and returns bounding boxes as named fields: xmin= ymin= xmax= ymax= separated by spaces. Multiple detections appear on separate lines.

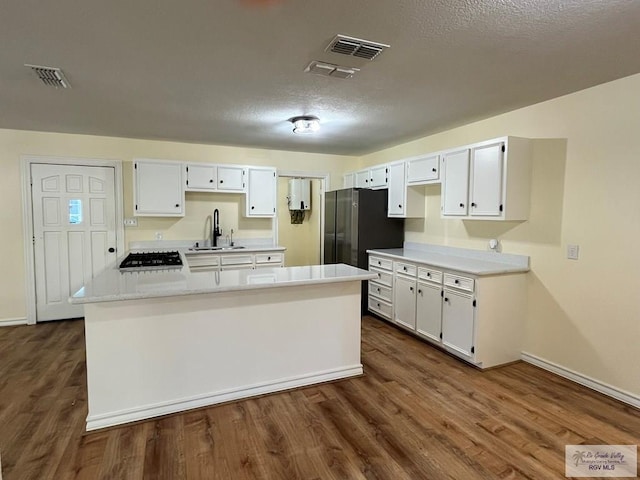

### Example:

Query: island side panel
xmin=83 ymin=281 xmax=362 ymax=431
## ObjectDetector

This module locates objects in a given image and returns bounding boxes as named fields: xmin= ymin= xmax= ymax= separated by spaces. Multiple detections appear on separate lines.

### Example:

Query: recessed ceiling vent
xmin=25 ymin=64 xmax=71 ymax=89
xmin=305 ymin=61 xmax=360 ymax=79
xmin=326 ymin=34 xmax=389 ymax=60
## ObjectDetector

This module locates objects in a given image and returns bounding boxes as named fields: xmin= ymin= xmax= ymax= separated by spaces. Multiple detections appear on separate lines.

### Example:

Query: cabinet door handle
xmin=459 ymin=203 xmax=465 ymax=208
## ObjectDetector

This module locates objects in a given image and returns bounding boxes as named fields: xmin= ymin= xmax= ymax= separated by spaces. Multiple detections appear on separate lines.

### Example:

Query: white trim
xmin=276 ymin=170 xmax=330 ymax=265
xmin=21 ymin=155 xmax=125 ymax=324
xmin=0 ymin=317 xmax=28 ymax=327
xmin=521 ymin=352 xmax=640 ymax=409
xmin=86 ymin=364 xmax=362 ymax=431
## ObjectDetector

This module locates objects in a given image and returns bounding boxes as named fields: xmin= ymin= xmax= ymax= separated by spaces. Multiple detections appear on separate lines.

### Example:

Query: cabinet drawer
xmin=368 ymin=282 xmax=392 ymax=302
xmin=220 ymin=254 xmax=254 ymax=266
xmin=394 ymin=262 xmax=417 ymax=277
xmin=370 ymin=267 xmax=393 ymax=287
xmin=185 ymin=254 xmax=220 ymax=268
xmin=369 ymin=256 xmax=392 ymax=271
xmin=368 ymin=296 xmax=392 ymax=320
xmin=443 ymin=273 xmax=475 ymax=292
xmin=255 ymin=253 xmax=283 ymax=264
xmin=418 ymin=267 xmax=442 ymax=284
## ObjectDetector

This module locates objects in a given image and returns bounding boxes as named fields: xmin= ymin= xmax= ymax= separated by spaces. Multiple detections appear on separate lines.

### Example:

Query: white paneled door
xmin=31 ymin=164 xmax=117 ymax=321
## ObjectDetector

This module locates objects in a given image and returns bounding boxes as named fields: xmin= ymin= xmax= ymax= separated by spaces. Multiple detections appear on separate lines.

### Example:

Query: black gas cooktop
xmin=119 ymin=251 xmax=183 ymax=270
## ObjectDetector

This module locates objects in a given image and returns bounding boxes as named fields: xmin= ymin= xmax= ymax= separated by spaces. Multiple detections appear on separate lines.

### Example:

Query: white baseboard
xmin=521 ymin=352 xmax=640 ymax=409
xmin=86 ymin=364 xmax=363 ymax=431
xmin=0 ymin=317 xmax=27 ymax=327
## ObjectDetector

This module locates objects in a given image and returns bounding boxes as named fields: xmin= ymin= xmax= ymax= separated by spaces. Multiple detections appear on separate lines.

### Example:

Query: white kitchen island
xmin=71 ymin=263 xmax=375 ymax=431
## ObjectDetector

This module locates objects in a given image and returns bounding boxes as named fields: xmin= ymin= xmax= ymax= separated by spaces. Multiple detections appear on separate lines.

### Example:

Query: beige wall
xmin=277 ymin=177 xmax=322 ymax=267
xmin=360 ymin=73 xmax=640 ymax=397
xmin=0 ymin=129 xmax=354 ymax=320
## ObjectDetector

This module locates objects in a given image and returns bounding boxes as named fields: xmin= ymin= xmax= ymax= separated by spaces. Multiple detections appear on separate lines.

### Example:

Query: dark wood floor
xmin=1 ymin=316 xmax=638 ymax=479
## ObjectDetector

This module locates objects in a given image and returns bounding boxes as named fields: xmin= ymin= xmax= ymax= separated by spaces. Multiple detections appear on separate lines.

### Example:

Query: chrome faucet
xmin=212 ymin=209 xmax=222 ymax=247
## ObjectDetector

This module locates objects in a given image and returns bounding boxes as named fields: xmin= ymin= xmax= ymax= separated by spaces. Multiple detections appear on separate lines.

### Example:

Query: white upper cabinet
xmin=185 ymin=164 xmax=217 ymax=191
xmin=441 ymin=137 xmax=532 ymax=221
xmin=387 ymin=161 xmax=424 ymax=218
xmin=355 ymin=169 xmax=370 ymax=189
xmin=343 ymin=173 xmax=355 ymax=189
xmin=134 ymin=160 xmax=184 ymax=217
xmin=469 ymin=142 xmax=504 ymax=216
xmin=369 ymin=165 xmax=388 ymax=189
xmin=246 ymin=167 xmax=276 ymax=217
xmin=406 ymin=154 xmax=440 ymax=185
xmin=217 ymin=165 xmax=246 ymax=192
xmin=441 ymin=149 xmax=470 ymax=216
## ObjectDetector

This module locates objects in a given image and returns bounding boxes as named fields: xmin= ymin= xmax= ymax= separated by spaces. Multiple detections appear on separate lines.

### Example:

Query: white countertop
xmin=183 ymin=245 xmax=286 ymax=255
xmin=368 ymin=243 xmax=530 ymax=276
xmin=71 ymin=263 xmax=376 ymax=304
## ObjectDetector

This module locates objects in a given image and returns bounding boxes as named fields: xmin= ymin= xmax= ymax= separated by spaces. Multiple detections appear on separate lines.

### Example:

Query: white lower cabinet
xmin=367 ymin=252 xmax=526 ymax=368
xmin=367 ymin=255 xmax=394 ymax=321
xmin=415 ymin=281 xmax=442 ymax=342
xmin=394 ymin=274 xmax=416 ymax=330
xmin=441 ymin=288 xmax=475 ymax=357
xmin=185 ymin=250 xmax=284 ymax=271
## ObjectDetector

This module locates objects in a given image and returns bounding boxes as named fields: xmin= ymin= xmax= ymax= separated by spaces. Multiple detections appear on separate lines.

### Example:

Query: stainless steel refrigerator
xmin=324 ymin=188 xmax=404 ymax=310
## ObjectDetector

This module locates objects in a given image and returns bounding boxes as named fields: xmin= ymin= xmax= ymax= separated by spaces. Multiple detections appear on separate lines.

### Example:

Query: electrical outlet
xmin=155 ymin=232 xmax=163 ymax=240
xmin=567 ymin=244 xmax=580 ymax=260
xmin=123 ymin=218 xmax=138 ymax=227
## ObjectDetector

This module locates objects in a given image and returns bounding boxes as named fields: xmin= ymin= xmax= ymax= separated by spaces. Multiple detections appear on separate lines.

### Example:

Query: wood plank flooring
xmin=0 ymin=316 xmax=638 ymax=479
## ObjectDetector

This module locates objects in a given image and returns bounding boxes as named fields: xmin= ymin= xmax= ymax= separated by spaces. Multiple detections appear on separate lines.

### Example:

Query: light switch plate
xmin=567 ymin=244 xmax=579 ymax=260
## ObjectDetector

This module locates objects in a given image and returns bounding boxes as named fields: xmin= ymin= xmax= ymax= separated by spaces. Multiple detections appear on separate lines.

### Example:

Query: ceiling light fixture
xmin=291 ymin=116 xmax=320 ymax=134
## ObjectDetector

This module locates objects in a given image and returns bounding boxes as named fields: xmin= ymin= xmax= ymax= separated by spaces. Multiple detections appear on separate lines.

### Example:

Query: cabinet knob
xmin=209 ymin=179 xmax=214 ymax=183
xmin=454 ymin=279 xmax=459 ymax=284
xmin=471 ymin=202 xmax=477 ymax=207
xmin=459 ymin=203 xmax=464 ymax=208
xmin=251 ymin=206 xmax=255 ymax=210
xmin=427 ymin=272 xmax=431 ymax=277
xmin=175 ymin=204 xmax=180 ymax=208
xmin=377 ymin=303 xmax=381 ymax=308
xmin=377 ymin=261 xmax=381 ymax=265
xmin=108 ymin=247 xmax=115 ymax=253
xmin=377 ymin=287 xmax=380 ymax=292
xmin=432 ymin=168 xmax=436 ymax=172
xmin=444 ymin=297 xmax=449 ymax=302
xmin=267 ymin=256 xmax=271 ymax=260
xmin=409 ymin=286 xmax=414 ymax=292
xmin=220 ymin=180 xmax=224 ymax=184
xmin=418 ymin=289 xmax=422 ymax=294
xmin=403 ymin=266 xmax=407 ymax=271
xmin=398 ymin=204 xmax=402 ymax=208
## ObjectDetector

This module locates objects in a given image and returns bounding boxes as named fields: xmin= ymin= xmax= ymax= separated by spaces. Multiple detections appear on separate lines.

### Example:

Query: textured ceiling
xmin=1 ymin=0 xmax=639 ymax=155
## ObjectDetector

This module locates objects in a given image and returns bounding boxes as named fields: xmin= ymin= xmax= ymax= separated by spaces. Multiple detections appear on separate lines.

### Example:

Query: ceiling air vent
xmin=305 ymin=61 xmax=359 ymax=79
xmin=25 ymin=64 xmax=71 ymax=89
xmin=326 ymin=35 xmax=389 ymax=60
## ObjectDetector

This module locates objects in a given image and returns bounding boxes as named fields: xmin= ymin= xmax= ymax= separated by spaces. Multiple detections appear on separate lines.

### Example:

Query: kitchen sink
xmin=188 ymin=246 xmax=246 ymax=251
